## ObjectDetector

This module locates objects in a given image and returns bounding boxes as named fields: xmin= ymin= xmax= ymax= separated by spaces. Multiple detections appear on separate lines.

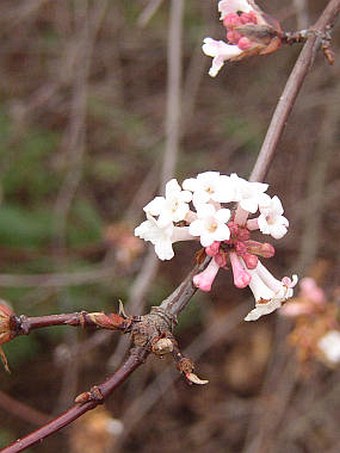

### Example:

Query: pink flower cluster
xmin=194 ymin=221 xmax=274 ymax=292
xmin=202 ymin=0 xmax=282 ymax=77
xmin=223 ymin=10 xmax=258 ymax=50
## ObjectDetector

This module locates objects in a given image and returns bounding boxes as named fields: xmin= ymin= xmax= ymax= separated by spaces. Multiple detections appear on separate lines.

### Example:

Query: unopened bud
xmin=185 ymin=372 xmax=209 ymax=385
xmin=88 ymin=312 xmax=131 ymax=331
xmin=229 ymin=252 xmax=251 ymax=289
xmin=205 ymin=241 xmax=221 ymax=257
xmin=245 ymin=240 xmax=275 ymax=258
xmin=242 ymin=253 xmax=258 ymax=270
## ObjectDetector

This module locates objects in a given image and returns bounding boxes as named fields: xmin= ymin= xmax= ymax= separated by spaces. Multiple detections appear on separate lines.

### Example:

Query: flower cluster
xmin=135 ymin=171 xmax=296 ymax=321
xmin=202 ymin=0 xmax=282 ymax=77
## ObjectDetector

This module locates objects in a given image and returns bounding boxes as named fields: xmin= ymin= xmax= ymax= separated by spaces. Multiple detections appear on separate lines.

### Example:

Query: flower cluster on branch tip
xmin=202 ymin=0 xmax=282 ymax=77
xmin=135 ymin=171 xmax=297 ymax=321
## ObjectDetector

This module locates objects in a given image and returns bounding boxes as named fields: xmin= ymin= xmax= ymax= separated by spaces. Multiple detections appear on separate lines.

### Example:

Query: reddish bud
xmin=205 ymin=241 xmax=221 ymax=257
xmin=88 ymin=312 xmax=131 ymax=331
xmin=242 ymin=253 xmax=258 ymax=269
xmin=215 ymin=252 xmax=227 ymax=267
xmin=245 ymin=240 xmax=275 ymax=258
xmin=193 ymin=258 xmax=220 ymax=292
xmin=229 ymin=252 xmax=251 ymax=288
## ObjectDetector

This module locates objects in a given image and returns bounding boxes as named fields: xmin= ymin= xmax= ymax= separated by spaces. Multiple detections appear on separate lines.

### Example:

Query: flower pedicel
xmin=135 ymin=171 xmax=297 ymax=321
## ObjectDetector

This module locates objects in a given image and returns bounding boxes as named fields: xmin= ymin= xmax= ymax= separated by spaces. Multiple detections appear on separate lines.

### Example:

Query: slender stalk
xmin=8 ymin=311 xmax=130 ymax=339
xmin=250 ymin=0 xmax=340 ymax=182
xmin=234 ymin=0 xmax=340 ymax=226
xmin=1 ymin=349 xmax=148 ymax=453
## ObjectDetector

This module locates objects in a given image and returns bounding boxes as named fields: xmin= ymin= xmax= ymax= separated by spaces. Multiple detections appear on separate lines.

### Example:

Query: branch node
xmin=16 ymin=315 xmax=30 ymax=336
xmin=172 ymin=343 xmax=209 ymax=385
xmin=282 ymin=25 xmax=336 ymax=64
xmin=74 ymin=385 xmax=104 ymax=405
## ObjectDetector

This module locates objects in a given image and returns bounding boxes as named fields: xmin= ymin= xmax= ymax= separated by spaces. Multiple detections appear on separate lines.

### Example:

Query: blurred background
xmin=0 ymin=0 xmax=339 ymax=451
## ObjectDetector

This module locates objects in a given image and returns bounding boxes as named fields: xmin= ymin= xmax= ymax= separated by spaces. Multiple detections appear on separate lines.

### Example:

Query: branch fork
xmin=282 ymin=25 xmax=336 ymax=64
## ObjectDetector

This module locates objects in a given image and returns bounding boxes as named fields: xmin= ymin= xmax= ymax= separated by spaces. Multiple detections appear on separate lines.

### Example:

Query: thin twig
xmin=250 ymin=0 xmax=340 ymax=183
xmin=9 ymin=310 xmax=131 ymax=337
xmin=1 ymin=349 xmax=148 ymax=453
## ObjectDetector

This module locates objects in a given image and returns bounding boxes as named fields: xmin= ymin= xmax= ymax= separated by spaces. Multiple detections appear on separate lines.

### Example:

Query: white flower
xmin=183 ymin=171 xmax=236 ymax=207
xmin=143 ymin=179 xmax=192 ymax=227
xmin=189 ymin=203 xmax=231 ymax=247
xmin=134 ymin=215 xmax=194 ymax=261
xmin=318 ymin=330 xmax=340 ymax=365
xmin=258 ymin=195 xmax=289 ymax=239
xmin=218 ymin=0 xmax=253 ymax=19
xmin=202 ymin=38 xmax=243 ymax=77
xmin=230 ymin=173 xmax=268 ymax=213
xmin=244 ymin=261 xmax=297 ymax=321
xmin=134 ymin=215 xmax=175 ymax=260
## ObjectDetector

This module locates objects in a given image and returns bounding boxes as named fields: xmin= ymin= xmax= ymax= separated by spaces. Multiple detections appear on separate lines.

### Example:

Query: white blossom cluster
xmin=135 ymin=171 xmax=296 ymax=321
xmin=135 ymin=171 xmax=288 ymax=261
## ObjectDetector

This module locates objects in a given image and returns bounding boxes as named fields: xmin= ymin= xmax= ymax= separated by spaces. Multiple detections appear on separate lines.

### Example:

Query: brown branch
xmin=250 ymin=0 xmax=340 ymax=182
xmin=1 ymin=258 xmax=209 ymax=452
xmin=8 ymin=311 xmax=131 ymax=340
xmin=1 ymin=348 xmax=149 ymax=453
xmin=159 ymin=256 xmax=211 ymax=317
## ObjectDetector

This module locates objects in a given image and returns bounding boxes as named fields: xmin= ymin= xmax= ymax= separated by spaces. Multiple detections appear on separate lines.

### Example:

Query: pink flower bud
xmin=246 ymin=218 xmax=259 ymax=231
xmin=237 ymin=227 xmax=250 ymax=241
xmin=227 ymin=30 xmax=242 ymax=44
xmin=238 ymin=37 xmax=252 ymax=50
xmin=205 ymin=241 xmax=221 ymax=257
xmin=240 ymin=12 xmax=257 ymax=25
xmin=235 ymin=241 xmax=247 ymax=255
xmin=242 ymin=253 xmax=258 ymax=270
xmin=223 ymin=13 xmax=242 ymax=28
xmin=215 ymin=252 xmax=227 ymax=267
xmin=245 ymin=240 xmax=275 ymax=258
xmin=227 ymin=220 xmax=239 ymax=236
xmin=193 ymin=258 xmax=221 ymax=292
xmin=229 ymin=252 xmax=251 ymax=288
